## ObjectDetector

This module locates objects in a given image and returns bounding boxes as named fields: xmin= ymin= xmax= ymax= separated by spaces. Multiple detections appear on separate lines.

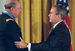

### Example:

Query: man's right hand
xmin=14 ymin=37 xmax=28 ymax=48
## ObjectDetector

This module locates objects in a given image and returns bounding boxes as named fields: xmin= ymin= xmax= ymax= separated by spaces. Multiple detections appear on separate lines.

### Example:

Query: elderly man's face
xmin=11 ymin=1 xmax=21 ymax=18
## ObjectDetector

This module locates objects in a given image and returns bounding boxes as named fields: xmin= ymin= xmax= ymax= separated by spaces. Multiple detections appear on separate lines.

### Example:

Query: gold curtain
xmin=71 ymin=0 xmax=75 ymax=51
xmin=31 ymin=0 xmax=42 ymax=43
xmin=16 ymin=0 xmax=51 ymax=43
xmin=16 ymin=0 xmax=75 ymax=51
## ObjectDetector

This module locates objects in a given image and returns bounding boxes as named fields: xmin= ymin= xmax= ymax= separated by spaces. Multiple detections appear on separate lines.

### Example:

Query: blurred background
xmin=0 ymin=0 xmax=75 ymax=51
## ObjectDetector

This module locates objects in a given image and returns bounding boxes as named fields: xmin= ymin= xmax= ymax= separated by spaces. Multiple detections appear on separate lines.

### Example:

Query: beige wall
xmin=0 ymin=0 xmax=6 ymax=13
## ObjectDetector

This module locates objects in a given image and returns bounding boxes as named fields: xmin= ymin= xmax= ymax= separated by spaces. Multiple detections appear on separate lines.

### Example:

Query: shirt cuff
xmin=27 ymin=43 xmax=31 ymax=51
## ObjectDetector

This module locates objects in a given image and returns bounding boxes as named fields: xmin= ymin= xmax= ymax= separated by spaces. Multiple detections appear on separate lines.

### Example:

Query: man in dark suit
xmin=15 ymin=5 xmax=71 ymax=51
xmin=0 ymin=0 xmax=27 ymax=51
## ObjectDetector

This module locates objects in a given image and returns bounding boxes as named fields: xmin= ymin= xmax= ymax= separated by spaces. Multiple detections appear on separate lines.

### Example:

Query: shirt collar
xmin=53 ymin=20 xmax=63 ymax=29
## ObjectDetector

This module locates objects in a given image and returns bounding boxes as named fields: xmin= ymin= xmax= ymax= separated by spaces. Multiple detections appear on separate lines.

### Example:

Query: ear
xmin=57 ymin=14 xmax=61 ymax=17
xmin=58 ymin=14 xmax=62 ymax=19
xmin=10 ymin=7 xmax=15 ymax=11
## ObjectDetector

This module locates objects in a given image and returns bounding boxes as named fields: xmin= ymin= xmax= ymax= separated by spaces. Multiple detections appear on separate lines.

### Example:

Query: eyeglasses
xmin=16 ymin=7 xmax=21 ymax=10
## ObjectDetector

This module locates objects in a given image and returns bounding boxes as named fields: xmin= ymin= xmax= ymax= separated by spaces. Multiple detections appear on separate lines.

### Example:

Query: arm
xmin=31 ymin=29 xmax=71 ymax=51
xmin=6 ymin=20 xmax=22 ymax=41
xmin=14 ymin=27 xmax=71 ymax=51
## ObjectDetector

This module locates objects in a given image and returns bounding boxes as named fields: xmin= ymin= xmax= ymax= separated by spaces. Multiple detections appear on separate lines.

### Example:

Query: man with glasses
xmin=0 ymin=0 xmax=27 ymax=51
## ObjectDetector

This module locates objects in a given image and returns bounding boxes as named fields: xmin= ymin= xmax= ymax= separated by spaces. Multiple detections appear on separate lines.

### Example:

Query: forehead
xmin=16 ymin=2 xmax=21 ymax=7
xmin=50 ymin=7 xmax=56 ymax=12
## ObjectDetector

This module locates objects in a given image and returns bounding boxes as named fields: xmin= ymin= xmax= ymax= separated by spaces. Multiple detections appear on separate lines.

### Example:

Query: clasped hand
xmin=14 ymin=37 xmax=27 ymax=48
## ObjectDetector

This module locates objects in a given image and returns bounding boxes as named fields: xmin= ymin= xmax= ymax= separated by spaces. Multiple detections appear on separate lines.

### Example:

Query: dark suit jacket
xmin=0 ymin=13 xmax=27 ymax=51
xmin=31 ymin=21 xmax=71 ymax=51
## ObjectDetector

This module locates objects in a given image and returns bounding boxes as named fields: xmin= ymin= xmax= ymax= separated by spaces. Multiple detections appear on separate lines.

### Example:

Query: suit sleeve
xmin=31 ymin=42 xmax=50 ymax=51
xmin=6 ymin=20 xmax=22 ymax=41
xmin=51 ymin=29 xmax=71 ymax=48
xmin=31 ymin=29 xmax=71 ymax=51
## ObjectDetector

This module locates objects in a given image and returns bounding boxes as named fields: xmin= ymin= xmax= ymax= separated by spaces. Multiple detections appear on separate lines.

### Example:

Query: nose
xmin=20 ymin=8 xmax=22 ymax=12
xmin=20 ymin=9 xmax=22 ymax=12
xmin=48 ymin=13 xmax=50 ymax=17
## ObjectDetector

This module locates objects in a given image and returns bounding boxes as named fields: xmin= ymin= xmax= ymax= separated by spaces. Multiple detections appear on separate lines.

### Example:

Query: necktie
xmin=49 ymin=27 xmax=54 ymax=34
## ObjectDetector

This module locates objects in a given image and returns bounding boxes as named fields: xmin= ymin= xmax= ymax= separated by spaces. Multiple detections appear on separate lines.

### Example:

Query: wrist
xmin=27 ymin=43 xmax=31 ymax=51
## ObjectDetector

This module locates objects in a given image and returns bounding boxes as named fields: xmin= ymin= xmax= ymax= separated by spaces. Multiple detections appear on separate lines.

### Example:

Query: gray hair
xmin=52 ymin=5 xmax=67 ymax=20
xmin=5 ymin=2 xmax=16 ymax=9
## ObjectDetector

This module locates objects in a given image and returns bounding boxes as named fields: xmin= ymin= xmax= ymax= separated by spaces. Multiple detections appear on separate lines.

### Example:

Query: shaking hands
xmin=14 ymin=37 xmax=28 ymax=48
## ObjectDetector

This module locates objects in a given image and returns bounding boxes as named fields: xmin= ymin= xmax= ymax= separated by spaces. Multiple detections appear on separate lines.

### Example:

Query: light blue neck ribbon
xmin=2 ymin=11 xmax=16 ymax=21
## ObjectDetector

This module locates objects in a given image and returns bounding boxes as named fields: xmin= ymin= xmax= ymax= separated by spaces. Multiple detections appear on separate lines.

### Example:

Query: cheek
xmin=50 ymin=14 xmax=55 ymax=20
xmin=15 ymin=10 xmax=19 ymax=14
xmin=17 ymin=10 xmax=21 ymax=14
xmin=50 ymin=15 xmax=53 ymax=19
xmin=16 ymin=11 xmax=21 ymax=17
xmin=13 ymin=11 xmax=18 ymax=17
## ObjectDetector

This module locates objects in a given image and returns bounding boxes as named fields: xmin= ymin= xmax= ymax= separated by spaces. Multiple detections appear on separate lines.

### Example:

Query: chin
xmin=49 ymin=20 xmax=52 ymax=22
